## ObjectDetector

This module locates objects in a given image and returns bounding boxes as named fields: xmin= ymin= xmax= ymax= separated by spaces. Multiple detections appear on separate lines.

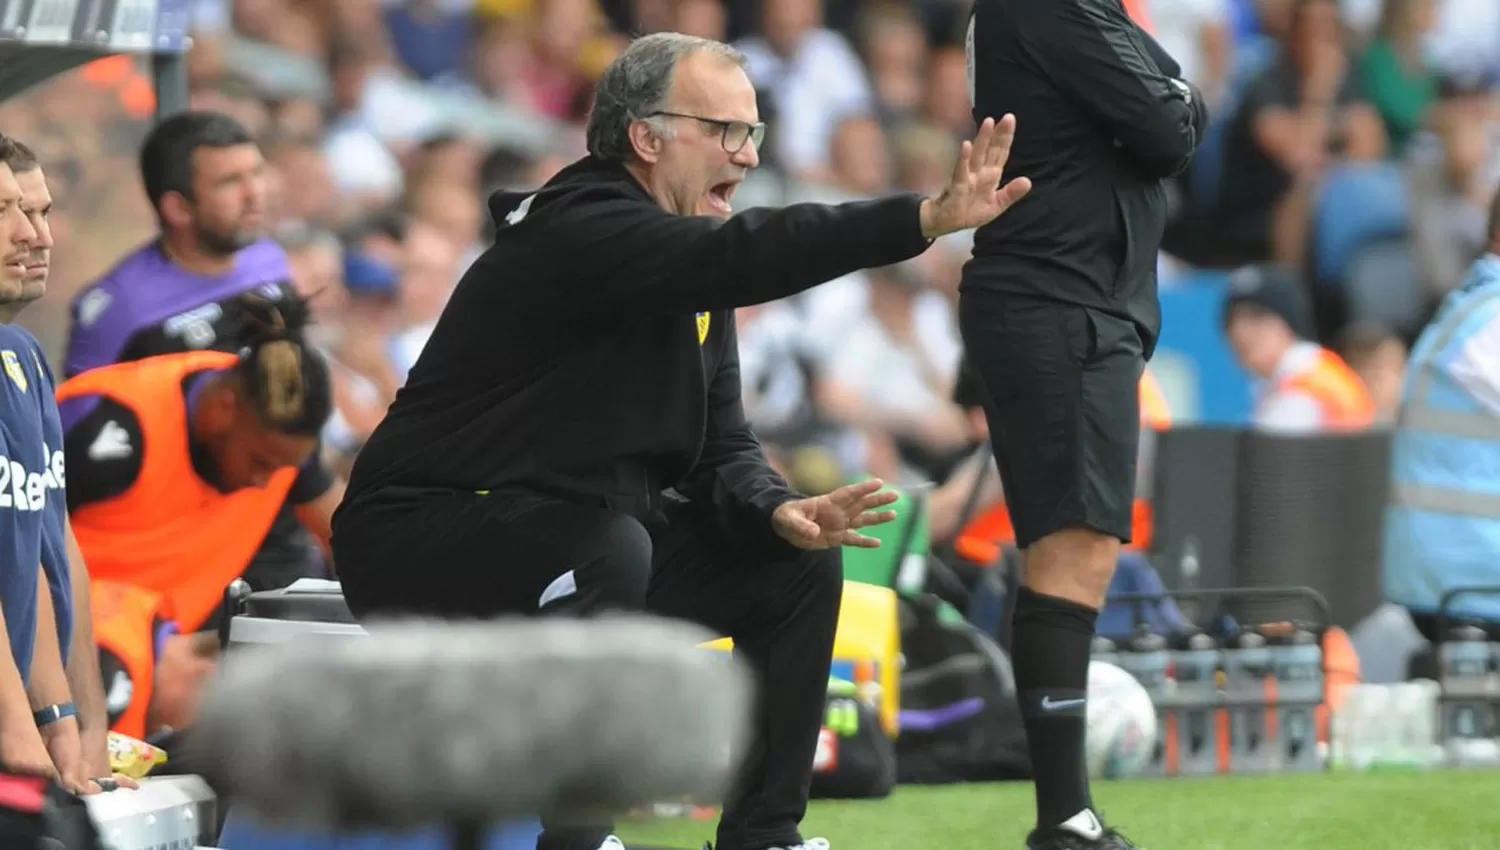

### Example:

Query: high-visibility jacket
xmin=58 ymin=352 xmax=298 ymax=631
xmin=1123 ymin=0 xmax=1155 ymax=32
xmin=1263 ymin=348 xmax=1376 ymax=430
xmin=1384 ymin=255 xmax=1500 ymax=622
xmin=91 ymin=580 xmax=170 ymax=740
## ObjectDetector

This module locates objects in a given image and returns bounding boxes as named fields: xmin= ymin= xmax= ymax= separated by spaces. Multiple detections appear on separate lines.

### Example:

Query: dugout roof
xmin=0 ymin=0 xmax=189 ymax=113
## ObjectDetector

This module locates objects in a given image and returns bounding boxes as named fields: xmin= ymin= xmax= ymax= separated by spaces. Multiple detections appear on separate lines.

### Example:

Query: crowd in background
xmin=2 ymin=0 xmax=1499 ymax=498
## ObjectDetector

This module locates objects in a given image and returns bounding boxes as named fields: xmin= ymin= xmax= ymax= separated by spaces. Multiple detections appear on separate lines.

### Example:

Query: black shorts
xmin=957 ymin=291 xmax=1145 ymax=549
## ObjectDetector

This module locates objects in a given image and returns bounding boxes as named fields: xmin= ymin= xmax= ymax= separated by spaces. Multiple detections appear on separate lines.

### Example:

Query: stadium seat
xmin=1343 ymin=237 xmax=1424 ymax=334
xmin=1313 ymin=162 xmax=1411 ymax=284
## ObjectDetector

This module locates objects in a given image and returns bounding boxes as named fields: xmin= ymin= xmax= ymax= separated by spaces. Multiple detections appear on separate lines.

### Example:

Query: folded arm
xmin=1029 ymin=0 xmax=1208 ymax=178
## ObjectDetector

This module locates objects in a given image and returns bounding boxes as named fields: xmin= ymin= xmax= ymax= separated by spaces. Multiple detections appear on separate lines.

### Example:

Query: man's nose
xmin=12 ymin=210 xmax=36 ymax=246
xmin=732 ymin=139 xmax=760 ymax=169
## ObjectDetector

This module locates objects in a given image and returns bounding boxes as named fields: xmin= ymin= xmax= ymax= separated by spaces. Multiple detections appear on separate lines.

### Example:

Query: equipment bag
xmin=895 ymin=594 xmax=1032 ymax=783
xmin=809 ymin=679 xmax=897 ymax=800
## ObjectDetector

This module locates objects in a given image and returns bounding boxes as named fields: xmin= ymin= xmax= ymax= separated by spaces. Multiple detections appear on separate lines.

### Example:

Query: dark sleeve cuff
xmin=753 ymin=490 xmax=809 ymax=562
xmin=867 ymin=193 xmax=934 ymax=267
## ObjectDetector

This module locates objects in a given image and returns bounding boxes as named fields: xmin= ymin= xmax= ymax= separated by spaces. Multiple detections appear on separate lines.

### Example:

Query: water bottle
xmin=1119 ymin=625 xmax=1171 ymax=776
xmin=1331 ymin=681 xmax=1445 ymax=771
xmin=1178 ymin=537 xmax=1201 ymax=590
xmin=1120 ymin=626 xmax=1170 ymax=695
xmin=1176 ymin=538 xmax=1202 ymax=622
xmin=1168 ymin=630 xmax=1221 ymax=776
xmin=1091 ymin=635 xmax=1120 ymax=669
xmin=1223 ymin=631 xmax=1274 ymax=773
xmin=1271 ymin=628 xmax=1324 ymax=771
xmin=1438 ymin=626 xmax=1499 ymax=765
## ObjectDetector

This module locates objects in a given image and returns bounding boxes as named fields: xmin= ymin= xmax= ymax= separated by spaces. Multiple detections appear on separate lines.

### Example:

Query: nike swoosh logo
xmin=1040 ymin=696 xmax=1086 ymax=710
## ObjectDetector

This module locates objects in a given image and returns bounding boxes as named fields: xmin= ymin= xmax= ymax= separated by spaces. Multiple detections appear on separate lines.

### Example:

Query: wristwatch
xmin=33 ymin=702 xmax=77 ymax=727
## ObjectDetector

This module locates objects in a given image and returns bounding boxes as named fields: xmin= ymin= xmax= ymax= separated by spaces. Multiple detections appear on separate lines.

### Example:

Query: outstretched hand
xmin=920 ymin=114 xmax=1032 ymax=239
xmin=771 ymin=479 xmax=901 ymax=551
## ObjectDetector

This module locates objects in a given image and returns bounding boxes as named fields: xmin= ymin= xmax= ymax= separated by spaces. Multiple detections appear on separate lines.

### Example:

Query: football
xmin=1085 ymin=660 xmax=1159 ymax=779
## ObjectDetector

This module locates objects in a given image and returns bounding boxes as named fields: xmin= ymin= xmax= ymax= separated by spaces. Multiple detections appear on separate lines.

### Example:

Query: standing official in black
xmin=962 ymin=2 xmax=1208 ymax=849
xmin=331 ymin=31 xmax=1031 ymax=850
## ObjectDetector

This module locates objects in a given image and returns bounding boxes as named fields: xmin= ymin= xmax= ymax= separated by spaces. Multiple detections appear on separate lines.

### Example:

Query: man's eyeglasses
xmin=648 ymin=111 xmax=766 ymax=154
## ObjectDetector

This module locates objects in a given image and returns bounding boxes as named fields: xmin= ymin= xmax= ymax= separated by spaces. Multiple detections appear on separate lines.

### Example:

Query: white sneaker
xmin=1058 ymin=811 xmax=1104 ymax=841
xmin=598 ymin=836 xmax=626 ymax=850
xmin=768 ymin=840 xmax=831 ymax=850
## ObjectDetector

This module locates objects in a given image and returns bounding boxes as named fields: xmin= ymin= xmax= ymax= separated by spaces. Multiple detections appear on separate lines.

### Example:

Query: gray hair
xmin=585 ymin=32 xmax=746 ymax=164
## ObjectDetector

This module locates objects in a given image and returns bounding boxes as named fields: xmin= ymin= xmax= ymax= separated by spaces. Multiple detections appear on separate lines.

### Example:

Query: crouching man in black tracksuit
xmin=962 ymin=2 xmax=1209 ymax=849
xmin=330 ymin=31 xmax=1030 ymax=850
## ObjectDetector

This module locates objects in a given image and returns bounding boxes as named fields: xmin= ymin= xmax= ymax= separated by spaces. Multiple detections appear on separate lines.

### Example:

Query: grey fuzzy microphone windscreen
xmin=193 ymin=615 xmax=753 ymax=831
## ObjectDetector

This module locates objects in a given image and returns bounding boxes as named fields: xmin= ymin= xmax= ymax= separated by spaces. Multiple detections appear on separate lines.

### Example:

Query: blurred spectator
xmin=405 ymin=176 xmax=485 ymax=259
xmin=1423 ymin=0 xmax=1500 ymax=84
xmin=828 ymin=115 xmax=892 ymax=196
xmin=1406 ymin=72 xmax=1500 ymax=299
xmin=919 ymin=47 xmax=972 ymax=140
xmin=458 ymin=17 xmax=545 ymax=105
xmin=339 ymin=250 xmax=407 ymax=388
xmin=675 ymin=0 xmax=727 ymax=40
xmin=813 ymin=262 xmax=968 ymax=479
xmin=405 ymin=133 xmax=485 ymax=193
xmin=188 ymin=74 xmax=272 ymax=139
xmin=1356 ymin=0 xmax=1437 ymax=156
xmin=389 ymin=219 xmax=462 ymax=376
xmin=1151 ymin=0 xmax=1235 ymax=108
xmin=264 ymin=133 xmax=340 ymax=225
xmin=1335 ymin=320 xmax=1408 ymax=421
xmin=385 ymin=0 xmax=478 ymax=81
xmin=1218 ymin=0 xmax=1386 ymax=269
xmin=277 ymin=220 xmax=398 ymax=467
xmin=856 ymin=3 xmax=929 ymax=123
xmin=737 ymin=0 xmax=874 ymax=178
xmin=1223 ymin=263 xmax=1377 ymax=431
xmin=890 ymin=120 xmax=957 ymax=195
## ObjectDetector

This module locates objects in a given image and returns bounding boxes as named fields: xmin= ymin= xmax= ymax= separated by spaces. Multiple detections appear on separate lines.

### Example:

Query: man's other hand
xmin=920 ymin=114 xmax=1033 ymax=238
xmin=771 ymin=479 xmax=901 ymax=550
xmin=0 ymin=723 xmax=56 ymax=780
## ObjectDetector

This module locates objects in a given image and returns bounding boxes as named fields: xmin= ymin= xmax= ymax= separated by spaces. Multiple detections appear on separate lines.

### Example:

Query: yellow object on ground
xmin=702 ymin=581 xmax=901 ymax=736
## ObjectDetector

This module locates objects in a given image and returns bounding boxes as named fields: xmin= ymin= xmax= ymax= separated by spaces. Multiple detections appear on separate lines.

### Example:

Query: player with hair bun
xmin=58 ymin=292 xmax=337 ymax=635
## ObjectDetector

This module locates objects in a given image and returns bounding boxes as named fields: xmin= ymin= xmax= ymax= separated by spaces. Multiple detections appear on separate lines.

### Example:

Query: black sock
xmin=1011 ymin=586 xmax=1100 ymax=831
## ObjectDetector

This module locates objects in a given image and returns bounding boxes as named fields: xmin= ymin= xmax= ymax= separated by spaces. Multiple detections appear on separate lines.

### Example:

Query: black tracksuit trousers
xmin=333 ymin=488 xmax=843 ymax=850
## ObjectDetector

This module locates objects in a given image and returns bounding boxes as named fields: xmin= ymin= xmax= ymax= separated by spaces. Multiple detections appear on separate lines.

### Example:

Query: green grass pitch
xmin=619 ymin=771 xmax=1500 ymax=850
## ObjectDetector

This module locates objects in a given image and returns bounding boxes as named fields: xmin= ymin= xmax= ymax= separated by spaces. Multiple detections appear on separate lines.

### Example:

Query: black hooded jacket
xmin=335 ymin=156 xmax=931 ymax=547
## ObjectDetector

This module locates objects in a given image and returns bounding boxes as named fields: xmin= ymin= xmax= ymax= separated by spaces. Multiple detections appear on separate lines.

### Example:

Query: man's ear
xmin=158 ymin=191 xmax=194 ymax=231
xmin=629 ymin=120 xmax=664 ymax=164
xmin=198 ymin=382 xmax=241 ymax=434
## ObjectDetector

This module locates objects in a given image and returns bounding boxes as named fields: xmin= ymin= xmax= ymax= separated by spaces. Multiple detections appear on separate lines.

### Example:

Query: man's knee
xmin=1024 ymin=525 xmax=1120 ymax=607
xmin=801 ymin=546 xmax=843 ymax=599
xmin=770 ymin=546 xmax=843 ymax=621
xmin=549 ymin=514 xmax=653 ymax=613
